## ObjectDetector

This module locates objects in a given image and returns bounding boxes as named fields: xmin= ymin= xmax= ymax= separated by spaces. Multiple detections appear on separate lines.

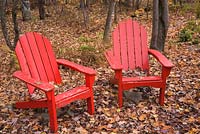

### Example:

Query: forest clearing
xmin=0 ymin=1 xmax=199 ymax=134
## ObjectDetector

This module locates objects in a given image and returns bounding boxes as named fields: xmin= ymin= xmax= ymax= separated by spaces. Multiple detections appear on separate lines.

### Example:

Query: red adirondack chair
xmin=13 ymin=32 xmax=96 ymax=133
xmin=105 ymin=19 xmax=174 ymax=107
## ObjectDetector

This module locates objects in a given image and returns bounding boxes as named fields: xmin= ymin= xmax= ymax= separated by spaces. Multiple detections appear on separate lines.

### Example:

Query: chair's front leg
xmin=46 ymin=91 xmax=58 ymax=133
xmin=115 ymin=70 xmax=123 ymax=108
xmin=159 ymin=84 xmax=166 ymax=105
xmin=85 ymin=74 xmax=95 ymax=115
xmin=160 ymin=67 xmax=173 ymax=105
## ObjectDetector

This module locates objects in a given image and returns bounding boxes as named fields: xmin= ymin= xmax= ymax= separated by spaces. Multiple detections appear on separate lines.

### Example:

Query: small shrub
xmin=79 ymin=45 xmax=95 ymax=52
xmin=78 ymin=45 xmax=98 ymax=65
xmin=179 ymin=20 xmax=200 ymax=44
xmin=181 ymin=3 xmax=193 ymax=13
xmin=192 ymin=38 xmax=199 ymax=45
xmin=78 ymin=36 xmax=93 ymax=43
xmin=186 ymin=21 xmax=200 ymax=33
xmin=195 ymin=2 xmax=200 ymax=18
xmin=179 ymin=28 xmax=193 ymax=42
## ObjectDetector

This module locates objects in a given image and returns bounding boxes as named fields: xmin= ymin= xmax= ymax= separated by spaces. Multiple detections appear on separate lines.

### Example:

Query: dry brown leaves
xmin=0 ymin=2 xmax=199 ymax=134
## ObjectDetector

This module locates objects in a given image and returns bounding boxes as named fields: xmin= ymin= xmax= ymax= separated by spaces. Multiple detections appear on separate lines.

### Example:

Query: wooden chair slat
xmin=34 ymin=33 xmax=59 ymax=81
xmin=15 ymin=43 xmax=35 ymax=94
xmin=42 ymin=35 xmax=62 ymax=84
xmin=113 ymin=28 xmax=121 ymax=66
xmin=133 ymin=21 xmax=143 ymax=68
xmin=25 ymin=32 xmax=49 ymax=82
xmin=119 ymin=21 xmax=129 ymax=70
xmin=18 ymin=35 xmax=40 ymax=80
xmin=126 ymin=19 xmax=136 ymax=70
xmin=140 ymin=26 xmax=149 ymax=70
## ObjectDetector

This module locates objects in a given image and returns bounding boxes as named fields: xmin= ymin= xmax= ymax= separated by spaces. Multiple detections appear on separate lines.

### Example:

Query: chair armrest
xmin=56 ymin=59 xmax=96 ymax=75
xmin=13 ymin=71 xmax=55 ymax=92
xmin=148 ymin=49 xmax=174 ymax=68
xmin=104 ymin=50 xmax=122 ymax=70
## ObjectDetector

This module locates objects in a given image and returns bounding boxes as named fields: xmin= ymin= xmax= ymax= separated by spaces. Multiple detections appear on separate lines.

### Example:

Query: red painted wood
xmin=25 ymin=32 xmax=49 ymax=82
xmin=113 ymin=28 xmax=121 ymax=66
xmin=15 ymin=43 xmax=35 ymax=94
xmin=119 ymin=21 xmax=129 ymax=70
xmin=18 ymin=35 xmax=41 ymax=81
xmin=133 ymin=21 xmax=143 ymax=68
xmin=13 ymin=71 xmax=55 ymax=92
xmin=42 ymin=35 xmax=61 ymax=84
xmin=33 ymin=33 xmax=57 ymax=83
xmin=140 ymin=26 xmax=149 ymax=71
xmin=55 ymin=86 xmax=90 ymax=108
xmin=104 ymin=50 xmax=122 ymax=70
xmin=126 ymin=19 xmax=136 ymax=70
xmin=13 ymin=32 xmax=96 ymax=133
xmin=56 ymin=59 xmax=96 ymax=75
xmin=148 ymin=49 xmax=174 ymax=67
xmin=16 ymin=100 xmax=48 ymax=109
xmin=105 ymin=19 xmax=174 ymax=107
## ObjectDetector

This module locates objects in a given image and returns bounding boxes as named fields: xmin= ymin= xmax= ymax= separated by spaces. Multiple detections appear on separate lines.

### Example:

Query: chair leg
xmin=46 ymin=92 xmax=58 ymax=133
xmin=118 ymin=86 xmax=123 ymax=108
xmin=87 ymin=96 xmax=95 ymax=115
xmin=159 ymin=85 xmax=166 ymax=106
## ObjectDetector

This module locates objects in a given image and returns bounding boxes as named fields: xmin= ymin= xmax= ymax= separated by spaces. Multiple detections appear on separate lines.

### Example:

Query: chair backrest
xmin=112 ymin=19 xmax=149 ymax=71
xmin=15 ymin=32 xmax=61 ymax=94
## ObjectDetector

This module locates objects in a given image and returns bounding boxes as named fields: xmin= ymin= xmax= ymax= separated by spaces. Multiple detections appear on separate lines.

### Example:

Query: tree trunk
xmin=173 ymin=0 xmax=178 ymax=5
xmin=0 ymin=0 xmax=13 ymax=50
xmin=12 ymin=0 xmax=20 ymax=48
xmin=86 ymin=0 xmax=90 ymax=8
xmin=127 ymin=0 xmax=133 ymax=7
xmin=38 ymin=0 xmax=45 ymax=19
xmin=21 ymin=0 xmax=31 ymax=21
xmin=0 ymin=0 xmax=19 ymax=51
xmin=135 ymin=0 xmax=141 ymax=10
xmin=80 ymin=0 xmax=89 ymax=28
xmin=150 ymin=0 xmax=169 ymax=52
xmin=103 ymin=0 xmax=116 ymax=42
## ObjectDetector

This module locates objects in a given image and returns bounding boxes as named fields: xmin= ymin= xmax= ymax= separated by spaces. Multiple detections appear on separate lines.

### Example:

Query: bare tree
xmin=134 ymin=0 xmax=142 ymax=10
xmin=103 ymin=0 xmax=116 ymax=42
xmin=80 ymin=0 xmax=89 ymax=27
xmin=12 ymin=0 xmax=20 ymax=48
xmin=21 ymin=0 xmax=31 ymax=21
xmin=0 ymin=0 xmax=19 ymax=51
xmin=38 ymin=0 xmax=45 ymax=19
xmin=150 ymin=0 xmax=169 ymax=52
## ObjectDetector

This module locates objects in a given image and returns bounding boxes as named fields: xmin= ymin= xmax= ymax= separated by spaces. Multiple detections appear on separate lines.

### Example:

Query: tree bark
xmin=12 ymin=0 xmax=20 ymax=48
xmin=126 ymin=0 xmax=133 ymax=7
xmin=150 ymin=0 xmax=169 ymax=52
xmin=0 ymin=0 xmax=19 ymax=51
xmin=21 ymin=0 xmax=31 ymax=21
xmin=80 ymin=0 xmax=89 ymax=28
xmin=0 ymin=0 xmax=13 ymax=50
xmin=103 ymin=0 xmax=116 ymax=42
xmin=38 ymin=0 xmax=45 ymax=19
xmin=135 ymin=0 xmax=141 ymax=10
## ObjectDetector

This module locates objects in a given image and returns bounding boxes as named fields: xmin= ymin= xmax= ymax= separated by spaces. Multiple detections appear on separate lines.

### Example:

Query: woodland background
xmin=0 ymin=0 xmax=200 ymax=133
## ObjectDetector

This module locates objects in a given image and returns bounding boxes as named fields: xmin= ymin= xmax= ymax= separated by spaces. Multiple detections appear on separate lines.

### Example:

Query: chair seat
xmin=55 ymin=86 xmax=90 ymax=108
xmin=122 ymin=76 xmax=163 ymax=90
xmin=122 ymin=76 xmax=162 ymax=82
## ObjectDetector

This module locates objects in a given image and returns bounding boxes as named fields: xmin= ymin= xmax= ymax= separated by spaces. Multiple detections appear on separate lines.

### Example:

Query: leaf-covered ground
xmin=0 ymin=2 xmax=200 ymax=134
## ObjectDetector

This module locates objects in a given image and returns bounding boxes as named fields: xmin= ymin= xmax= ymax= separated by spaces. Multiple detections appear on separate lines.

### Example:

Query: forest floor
xmin=0 ymin=2 xmax=200 ymax=134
